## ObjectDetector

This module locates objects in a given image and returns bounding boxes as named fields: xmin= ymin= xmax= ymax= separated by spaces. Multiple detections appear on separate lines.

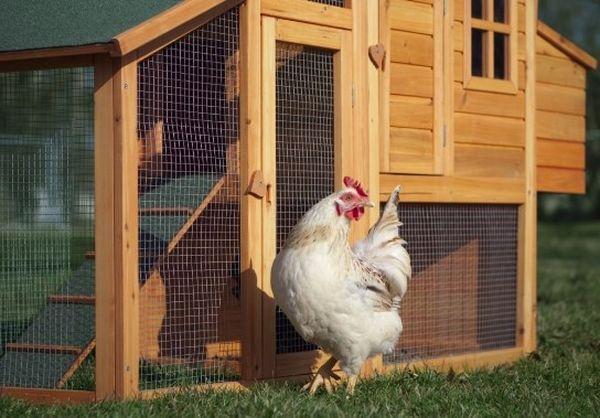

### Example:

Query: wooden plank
xmin=536 ymin=83 xmax=586 ymax=116
xmin=455 ymin=144 xmax=524 ymax=178
xmin=138 ymin=207 xmax=193 ymax=216
xmin=379 ymin=174 xmax=526 ymax=203
xmin=384 ymin=347 xmax=524 ymax=373
xmin=139 ymin=381 xmax=248 ymax=399
xmin=454 ymin=51 xmax=463 ymax=81
xmin=518 ymin=32 xmax=526 ymax=61
xmin=537 ymin=167 xmax=585 ymax=194
xmin=390 ymin=63 xmax=433 ymax=97
xmin=261 ymin=0 xmax=353 ymax=30
xmin=114 ymin=0 xmax=243 ymax=57
xmin=455 ymin=112 xmax=525 ymax=147
xmin=453 ymin=21 xmax=463 ymax=52
xmin=454 ymin=82 xmax=525 ymax=118
xmin=48 ymin=295 xmax=96 ymax=305
xmin=536 ymin=55 xmax=586 ymax=89
xmin=537 ymin=21 xmax=597 ymax=70
xmin=390 ymin=95 xmax=433 ymax=129
xmin=433 ymin=0 xmax=445 ymax=174
xmin=389 ymin=127 xmax=434 ymax=174
xmin=260 ymin=16 xmax=277 ymax=380
xmin=518 ymin=60 xmax=526 ymax=90
xmin=113 ymin=56 xmax=139 ymax=399
xmin=93 ymin=54 xmax=116 ymax=401
xmin=275 ymin=19 xmax=342 ymax=50
xmin=536 ymin=35 xmax=567 ymax=60
xmin=239 ymin=0 xmax=263 ymax=381
xmin=379 ymin=0 xmax=391 ymax=172
xmin=454 ymin=0 xmax=464 ymax=22
xmin=0 ymin=55 xmax=96 ymax=73
xmin=0 ymin=388 xmax=95 ymax=404
xmin=389 ymin=0 xmax=433 ymax=35
xmin=57 ymin=340 xmax=97 ymax=389
xmin=390 ymin=30 xmax=433 ymax=66
xmin=537 ymin=139 xmax=585 ymax=170
xmin=522 ymin=0 xmax=538 ymax=354
xmin=0 ymin=44 xmax=113 ymax=63
xmin=4 ymin=343 xmax=83 ymax=355
xmin=536 ymin=110 xmax=585 ymax=142
xmin=517 ymin=2 xmax=525 ymax=33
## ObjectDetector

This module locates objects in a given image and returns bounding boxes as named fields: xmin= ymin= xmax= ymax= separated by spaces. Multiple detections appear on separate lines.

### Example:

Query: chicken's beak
xmin=362 ymin=201 xmax=375 ymax=208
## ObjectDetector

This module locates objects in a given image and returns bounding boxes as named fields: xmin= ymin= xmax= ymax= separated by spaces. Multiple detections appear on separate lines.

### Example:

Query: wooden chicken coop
xmin=0 ymin=0 xmax=596 ymax=403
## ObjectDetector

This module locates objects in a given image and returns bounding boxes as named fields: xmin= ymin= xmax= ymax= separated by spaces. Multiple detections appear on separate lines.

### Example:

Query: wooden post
xmin=94 ymin=54 xmax=116 ymax=400
xmin=113 ymin=55 xmax=140 ymax=398
xmin=239 ymin=0 xmax=263 ymax=381
xmin=522 ymin=0 xmax=538 ymax=353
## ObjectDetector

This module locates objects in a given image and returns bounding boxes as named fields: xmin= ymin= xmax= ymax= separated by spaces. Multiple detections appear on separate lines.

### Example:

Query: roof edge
xmin=537 ymin=21 xmax=597 ymax=70
xmin=112 ymin=0 xmax=243 ymax=57
xmin=0 ymin=43 xmax=115 ymax=63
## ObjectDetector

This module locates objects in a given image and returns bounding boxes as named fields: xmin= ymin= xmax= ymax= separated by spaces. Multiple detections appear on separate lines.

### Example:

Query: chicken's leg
xmin=302 ymin=355 xmax=341 ymax=395
xmin=346 ymin=374 xmax=358 ymax=395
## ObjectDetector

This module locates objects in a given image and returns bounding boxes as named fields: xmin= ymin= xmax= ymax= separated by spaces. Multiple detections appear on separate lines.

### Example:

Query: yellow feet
xmin=346 ymin=374 xmax=358 ymax=396
xmin=302 ymin=356 xmax=341 ymax=395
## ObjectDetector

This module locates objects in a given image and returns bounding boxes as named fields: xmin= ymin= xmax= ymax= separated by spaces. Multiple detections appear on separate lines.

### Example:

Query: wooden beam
xmin=239 ymin=0 xmax=263 ymax=381
xmin=113 ymin=55 xmax=140 ymax=399
xmin=48 ymin=295 xmax=96 ymax=305
xmin=261 ymin=0 xmax=353 ymax=30
xmin=0 ymin=44 xmax=113 ymax=63
xmin=93 ymin=53 xmax=116 ymax=401
xmin=275 ymin=19 xmax=343 ymax=50
xmin=139 ymin=381 xmax=249 ymax=399
xmin=57 ymin=340 xmax=97 ymax=388
xmin=0 ymin=55 xmax=96 ymax=73
xmin=0 ymin=387 xmax=95 ymax=404
xmin=379 ymin=0 xmax=391 ymax=172
xmin=522 ymin=0 xmax=537 ymax=354
xmin=537 ymin=21 xmax=597 ymax=70
xmin=138 ymin=207 xmax=194 ymax=216
xmin=4 ymin=343 xmax=83 ymax=355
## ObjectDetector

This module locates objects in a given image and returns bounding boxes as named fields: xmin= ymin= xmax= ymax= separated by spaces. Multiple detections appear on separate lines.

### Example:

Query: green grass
xmin=1 ymin=222 xmax=599 ymax=417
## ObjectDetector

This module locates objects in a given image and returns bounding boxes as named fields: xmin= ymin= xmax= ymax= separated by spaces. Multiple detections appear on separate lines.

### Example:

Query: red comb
xmin=343 ymin=176 xmax=368 ymax=197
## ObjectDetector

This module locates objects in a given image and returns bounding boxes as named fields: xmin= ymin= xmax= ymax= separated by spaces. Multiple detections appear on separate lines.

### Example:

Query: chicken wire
xmin=137 ymin=6 xmax=241 ymax=389
xmin=275 ymin=43 xmax=335 ymax=354
xmin=0 ymin=67 xmax=95 ymax=389
xmin=385 ymin=204 xmax=518 ymax=364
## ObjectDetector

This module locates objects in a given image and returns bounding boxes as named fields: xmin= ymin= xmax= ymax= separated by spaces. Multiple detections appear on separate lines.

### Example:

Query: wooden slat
xmin=455 ymin=112 xmax=525 ymax=147
xmin=536 ymin=55 xmax=586 ymax=89
xmin=379 ymin=0 xmax=391 ymax=172
xmin=139 ymin=381 xmax=248 ymax=399
xmin=275 ymin=19 xmax=342 ymax=50
xmin=5 ymin=343 xmax=83 ymax=355
xmin=138 ymin=207 xmax=193 ymax=216
xmin=537 ymin=21 xmax=597 ymax=70
xmin=0 ymin=44 xmax=113 ymax=63
xmin=389 ymin=127 xmax=434 ymax=174
xmin=48 ymin=295 xmax=96 ymax=305
xmin=389 ymin=0 xmax=433 ymax=35
xmin=518 ymin=32 xmax=526 ymax=61
xmin=537 ymin=167 xmax=585 ymax=194
xmin=536 ymin=83 xmax=585 ymax=115
xmin=454 ymin=0 xmax=464 ymax=22
xmin=239 ymin=0 xmax=263 ymax=381
xmin=537 ymin=139 xmax=585 ymax=170
xmin=0 ymin=388 xmax=95 ymax=404
xmin=455 ymin=144 xmax=525 ymax=178
xmin=390 ymin=95 xmax=433 ymax=129
xmin=518 ymin=60 xmax=526 ymax=90
xmin=454 ymin=51 xmax=463 ymax=81
xmin=379 ymin=174 xmax=525 ymax=203
xmin=114 ymin=0 xmax=243 ymax=56
xmin=85 ymin=251 xmax=95 ymax=259
xmin=113 ymin=57 xmax=139 ymax=399
xmin=442 ymin=0 xmax=454 ymax=176
xmin=93 ymin=54 xmax=116 ymax=400
xmin=536 ymin=35 xmax=567 ymax=60
xmin=390 ymin=63 xmax=433 ymax=97
xmin=454 ymin=82 xmax=525 ymax=118
xmin=517 ymin=2 xmax=525 ymax=33
xmin=453 ymin=21 xmax=463 ymax=52
xmin=536 ymin=110 xmax=585 ymax=142
xmin=57 ymin=340 xmax=97 ymax=389
xmin=0 ymin=55 xmax=95 ymax=73
xmin=261 ymin=0 xmax=353 ymax=30
xmin=390 ymin=30 xmax=433 ymax=66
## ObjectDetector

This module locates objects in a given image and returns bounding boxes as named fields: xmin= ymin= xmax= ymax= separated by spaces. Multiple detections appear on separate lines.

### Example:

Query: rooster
xmin=271 ymin=177 xmax=411 ymax=394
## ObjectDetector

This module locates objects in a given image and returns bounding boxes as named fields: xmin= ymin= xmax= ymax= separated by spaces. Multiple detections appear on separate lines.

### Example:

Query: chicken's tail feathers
xmin=353 ymin=185 xmax=411 ymax=299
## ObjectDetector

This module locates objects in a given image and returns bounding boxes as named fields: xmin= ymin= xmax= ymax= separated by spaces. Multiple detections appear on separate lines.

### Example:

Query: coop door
xmin=261 ymin=18 xmax=353 ymax=378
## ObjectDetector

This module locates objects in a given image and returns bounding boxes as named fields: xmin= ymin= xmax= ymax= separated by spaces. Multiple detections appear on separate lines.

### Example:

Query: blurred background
xmin=538 ymin=0 xmax=600 ymax=221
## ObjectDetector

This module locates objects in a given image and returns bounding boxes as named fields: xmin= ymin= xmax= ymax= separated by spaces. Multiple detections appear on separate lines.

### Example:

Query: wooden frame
xmin=260 ymin=16 xmax=354 ymax=379
xmin=464 ymin=0 xmax=518 ymax=94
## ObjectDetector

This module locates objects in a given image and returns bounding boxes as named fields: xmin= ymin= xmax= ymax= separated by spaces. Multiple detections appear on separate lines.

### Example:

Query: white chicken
xmin=271 ymin=176 xmax=411 ymax=394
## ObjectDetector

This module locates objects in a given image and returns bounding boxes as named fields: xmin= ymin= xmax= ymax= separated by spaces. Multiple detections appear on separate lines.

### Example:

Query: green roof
xmin=0 ymin=0 xmax=181 ymax=53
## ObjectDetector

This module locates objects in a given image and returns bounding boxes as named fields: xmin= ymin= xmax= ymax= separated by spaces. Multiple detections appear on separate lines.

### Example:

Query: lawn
xmin=1 ymin=222 xmax=599 ymax=417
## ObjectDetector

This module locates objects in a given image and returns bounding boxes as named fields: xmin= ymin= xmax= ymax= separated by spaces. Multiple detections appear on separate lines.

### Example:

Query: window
xmin=464 ymin=0 xmax=517 ymax=94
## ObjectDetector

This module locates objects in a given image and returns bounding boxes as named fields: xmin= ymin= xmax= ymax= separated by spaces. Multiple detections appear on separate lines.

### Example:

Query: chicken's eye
xmin=343 ymin=194 xmax=353 ymax=201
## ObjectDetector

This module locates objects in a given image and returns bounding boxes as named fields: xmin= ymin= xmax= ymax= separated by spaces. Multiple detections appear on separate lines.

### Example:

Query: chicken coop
xmin=0 ymin=0 xmax=596 ymax=403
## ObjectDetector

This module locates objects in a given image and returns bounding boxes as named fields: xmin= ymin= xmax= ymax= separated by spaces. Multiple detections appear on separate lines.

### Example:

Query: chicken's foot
xmin=302 ymin=356 xmax=341 ymax=395
xmin=346 ymin=374 xmax=358 ymax=395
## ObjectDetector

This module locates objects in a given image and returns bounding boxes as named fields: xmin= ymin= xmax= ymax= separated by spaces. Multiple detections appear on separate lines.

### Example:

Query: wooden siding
xmin=535 ymin=34 xmax=586 ymax=194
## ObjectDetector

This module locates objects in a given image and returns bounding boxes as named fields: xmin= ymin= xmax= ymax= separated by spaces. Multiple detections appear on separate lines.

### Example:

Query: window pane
xmin=472 ymin=29 xmax=485 ymax=77
xmin=472 ymin=0 xmax=484 ymax=19
xmin=494 ymin=33 xmax=508 ymax=79
xmin=494 ymin=0 xmax=507 ymax=23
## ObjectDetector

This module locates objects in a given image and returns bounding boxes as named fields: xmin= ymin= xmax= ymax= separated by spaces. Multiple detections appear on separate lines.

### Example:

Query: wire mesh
xmin=0 ymin=67 xmax=95 ymax=389
xmin=385 ymin=204 xmax=518 ymax=364
xmin=137 ymin=6 xmax=241 ymax=389
xmin=308 ymin=0 xmax=346 ymax=6
xmin=275 ymin=42 xmax=335 ymax=354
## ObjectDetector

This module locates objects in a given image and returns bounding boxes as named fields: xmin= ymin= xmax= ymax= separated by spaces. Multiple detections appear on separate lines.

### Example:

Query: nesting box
xmin=0 ymin=0 xmax=596 ymax=403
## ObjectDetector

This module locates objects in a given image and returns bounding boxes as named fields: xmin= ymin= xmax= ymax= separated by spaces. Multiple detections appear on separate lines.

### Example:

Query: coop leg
xmin=301 ymin=355 xmax=341 ymax=395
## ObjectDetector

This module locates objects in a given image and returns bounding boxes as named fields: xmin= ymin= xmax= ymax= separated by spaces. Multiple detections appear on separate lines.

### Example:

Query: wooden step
xmin=139 ymin=207 xmax=194 ymax=216
xmin=5 ymin=343 xmax=83 ymax=355
xmin=47 ymin=295 xmax=96 ymax=305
